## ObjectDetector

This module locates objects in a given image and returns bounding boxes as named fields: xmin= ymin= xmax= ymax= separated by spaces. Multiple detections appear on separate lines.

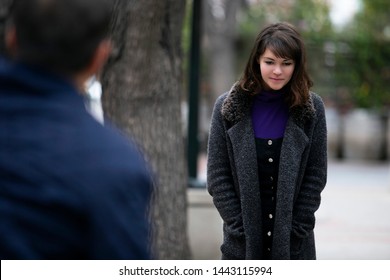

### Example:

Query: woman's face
xmin=259 ymin=48 xmax=295 ymax=91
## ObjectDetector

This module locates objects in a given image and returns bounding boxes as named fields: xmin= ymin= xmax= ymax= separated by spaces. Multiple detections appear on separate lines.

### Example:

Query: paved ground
xmin=315 ymin=160 xmax=390 ymax=259
xmin=188 ymin=158 xmax=390 ymax=260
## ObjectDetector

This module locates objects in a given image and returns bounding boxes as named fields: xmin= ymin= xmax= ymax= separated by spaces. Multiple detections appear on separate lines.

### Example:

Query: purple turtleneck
xmin=251 ymin=90 xmax=289 ymax=139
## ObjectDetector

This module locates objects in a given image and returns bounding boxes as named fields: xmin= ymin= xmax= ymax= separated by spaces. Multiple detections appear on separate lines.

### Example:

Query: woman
xmin=207 ymin=22 xmax=327 ymax=260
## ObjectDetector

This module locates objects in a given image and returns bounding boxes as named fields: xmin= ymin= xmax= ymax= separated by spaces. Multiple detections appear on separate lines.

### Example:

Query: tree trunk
xmin=101 ymin=0 xmax=190 ymax=259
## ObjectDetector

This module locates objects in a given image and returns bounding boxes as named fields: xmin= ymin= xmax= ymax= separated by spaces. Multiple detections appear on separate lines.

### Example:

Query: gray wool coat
xmin=207 ymin=84 xmax=327 ymax=260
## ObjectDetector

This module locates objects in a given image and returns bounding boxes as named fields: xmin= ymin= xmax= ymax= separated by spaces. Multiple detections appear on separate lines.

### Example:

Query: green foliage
xmin=334 ymin=0 xmax=390 ymax=109
xmin=236 ymin=0 xmax=390 ymax=109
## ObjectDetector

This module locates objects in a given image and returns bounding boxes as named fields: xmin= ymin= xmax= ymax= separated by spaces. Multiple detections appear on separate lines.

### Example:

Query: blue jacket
xmin=0 ymin=58 xmax=153 ymax=259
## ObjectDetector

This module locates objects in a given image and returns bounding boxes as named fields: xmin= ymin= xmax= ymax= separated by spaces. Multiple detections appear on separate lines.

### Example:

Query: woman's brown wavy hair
xmin=238 ymin=22 xmax=313 ymax=107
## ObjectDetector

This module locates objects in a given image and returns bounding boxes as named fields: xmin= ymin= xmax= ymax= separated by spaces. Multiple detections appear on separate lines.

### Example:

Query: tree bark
xmin=101 ymin=0 xmax=190 ymax=259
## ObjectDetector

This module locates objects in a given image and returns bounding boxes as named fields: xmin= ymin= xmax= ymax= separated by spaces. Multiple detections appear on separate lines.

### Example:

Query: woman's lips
xmin=270 ymin=77 xmax=283 ymax=81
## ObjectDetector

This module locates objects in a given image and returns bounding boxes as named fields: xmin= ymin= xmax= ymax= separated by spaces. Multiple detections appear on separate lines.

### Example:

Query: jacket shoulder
xmin=309 ymin=91 xmax=326 ymax=117
xmin=214 ymin=92 xmax=229 ymax=110
xmin=220 ymin=84 xmax=253 ymax=124
xmin=288 ymin=91 xmax=325 ymax=125
xmin=310 ymin=92 xmax=325 ymax=107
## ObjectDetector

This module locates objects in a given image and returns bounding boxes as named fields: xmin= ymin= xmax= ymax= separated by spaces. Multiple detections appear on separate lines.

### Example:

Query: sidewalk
xmin=188 ymin=158 xmax=390 ymax=260
xmin=315 ymin=160 xmax=390 ymax=259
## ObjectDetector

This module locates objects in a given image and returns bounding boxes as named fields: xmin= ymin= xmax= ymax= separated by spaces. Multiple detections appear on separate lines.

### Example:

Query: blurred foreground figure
xmin=0 ymin=0 xmax=153 ymax=259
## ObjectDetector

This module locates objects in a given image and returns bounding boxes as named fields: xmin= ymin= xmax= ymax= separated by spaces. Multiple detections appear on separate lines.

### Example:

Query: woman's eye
xmin=265 ymin=61 xmax=273 ymax=65
xmin=283 ymin=62 xmax=293 ymax=66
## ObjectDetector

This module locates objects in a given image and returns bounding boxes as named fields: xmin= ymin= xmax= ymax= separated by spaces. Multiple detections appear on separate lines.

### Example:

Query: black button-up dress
xmin=255 ymin=137 xmax=283 ymax=259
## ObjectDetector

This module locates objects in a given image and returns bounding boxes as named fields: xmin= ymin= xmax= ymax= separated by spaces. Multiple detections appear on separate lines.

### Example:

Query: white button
xmin=267 ymin=248 xmax=271 ymax=251
xmin=268 ymin=140 xmax=273 ymax=145
xmin=272 ymin=197 xmax=274 ymax=201
xmin=268 ymin=158 xmax=273 ymax=163
xmin=270 ymin=176 xmax=274 ymax=181
xmin=267 ymin=231 xmax=272 ymax=236
xmin=269 ymin=214 xmax=273 ymax=219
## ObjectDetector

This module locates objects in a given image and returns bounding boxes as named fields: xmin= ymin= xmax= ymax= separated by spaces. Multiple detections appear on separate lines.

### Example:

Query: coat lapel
xmin=279 ymin=117 xmax=309 ymax=205
xmin=272 ymin=117 xmax=309 ymax=259
xmin=223 ymin=83 xmax=262 ymax=224
xmin=227 ymin=115 xmax=259 ymax=200
xmin=227 ymin=115 xmax=263 ymax=259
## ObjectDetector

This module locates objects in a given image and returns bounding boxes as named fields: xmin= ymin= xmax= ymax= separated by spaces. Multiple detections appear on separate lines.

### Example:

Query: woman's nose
xmin=273 ymin=66 xmax=282 ymax=75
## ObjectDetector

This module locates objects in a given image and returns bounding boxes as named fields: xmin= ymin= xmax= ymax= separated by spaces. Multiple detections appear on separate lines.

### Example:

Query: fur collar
xmin=221 ymin=83 xmax=316 ymax=126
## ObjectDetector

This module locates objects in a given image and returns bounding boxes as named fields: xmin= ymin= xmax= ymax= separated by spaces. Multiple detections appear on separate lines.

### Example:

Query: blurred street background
xmin=316 ymin=159 xmax=390 ymax=259
xmin=185 ymin=0 xmax=390 ymax=260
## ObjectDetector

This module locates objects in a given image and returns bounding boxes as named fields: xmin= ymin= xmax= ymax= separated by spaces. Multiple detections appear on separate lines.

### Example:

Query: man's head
xmin=6 ymin=0 xmax=113 ymax=77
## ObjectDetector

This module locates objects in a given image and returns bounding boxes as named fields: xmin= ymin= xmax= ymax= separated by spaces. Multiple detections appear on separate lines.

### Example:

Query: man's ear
xmin=87 ymin=39 xmax=112 ymax=76
xmin=5 ymin=25 xmax=18 ymax=57
xmin=75 ymin=39 xmax=112 ymax=90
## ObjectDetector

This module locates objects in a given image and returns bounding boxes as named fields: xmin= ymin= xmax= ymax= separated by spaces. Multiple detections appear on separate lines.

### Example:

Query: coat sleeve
xmin=292 ymin=94 xmax=327 ymax=239
xmin=207 ymin=94 xmax=244 ymax=238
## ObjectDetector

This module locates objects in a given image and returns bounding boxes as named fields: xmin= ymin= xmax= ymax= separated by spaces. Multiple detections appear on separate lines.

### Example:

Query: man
xmin=0 ymin=0 xmax=153 ymax=259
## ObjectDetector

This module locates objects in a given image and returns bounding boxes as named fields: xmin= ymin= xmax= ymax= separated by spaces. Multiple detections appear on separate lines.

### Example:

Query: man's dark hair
xmin=8 ymin=0 xmax=113 ymax=75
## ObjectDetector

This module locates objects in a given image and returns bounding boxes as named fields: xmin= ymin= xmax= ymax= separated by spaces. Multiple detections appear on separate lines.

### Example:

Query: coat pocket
xmin=290 ymin=231 xmax=316 ymax=260
xmin=221 ymin=232 xmax=246 ymax=260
